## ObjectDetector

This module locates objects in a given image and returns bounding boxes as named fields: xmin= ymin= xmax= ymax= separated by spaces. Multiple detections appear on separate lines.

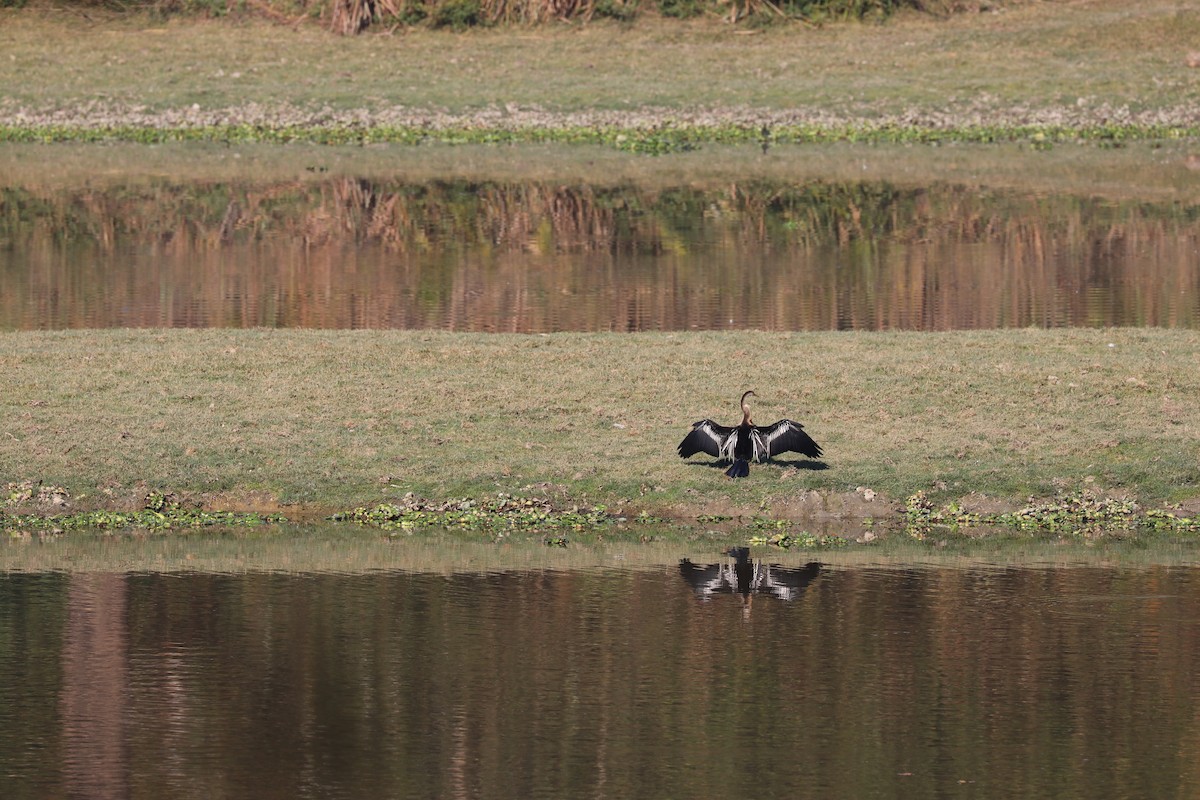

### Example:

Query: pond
xmin=2 ymin=541 xmax=1200 ymax=799
xmin=3 ymin=143 xmax=1199 ymax=332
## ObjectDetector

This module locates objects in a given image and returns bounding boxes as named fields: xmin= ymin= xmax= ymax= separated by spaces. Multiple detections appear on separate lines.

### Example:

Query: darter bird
xmin=677 ymin=391 xmax=822 ymax=478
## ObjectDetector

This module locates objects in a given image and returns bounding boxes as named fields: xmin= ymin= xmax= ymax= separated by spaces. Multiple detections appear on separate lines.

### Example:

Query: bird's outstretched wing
xmin=678 ymin=420 xmax=734 ymax=459
xmin=756 ymin=419 xmax=822 ymax=459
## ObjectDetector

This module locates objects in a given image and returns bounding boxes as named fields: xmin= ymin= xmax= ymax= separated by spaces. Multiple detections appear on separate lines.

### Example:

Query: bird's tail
xmin=725 ymin=459 xmax=750 ymax=479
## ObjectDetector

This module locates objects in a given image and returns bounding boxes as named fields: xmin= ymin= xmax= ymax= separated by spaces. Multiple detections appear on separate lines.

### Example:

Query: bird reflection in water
xmin=679 ymin=547 xmax=821 ymax=618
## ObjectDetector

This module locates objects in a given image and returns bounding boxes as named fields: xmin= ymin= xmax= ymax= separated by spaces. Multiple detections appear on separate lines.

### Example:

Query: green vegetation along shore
xmin=3 ymin=329 xmax=1199 ymax=534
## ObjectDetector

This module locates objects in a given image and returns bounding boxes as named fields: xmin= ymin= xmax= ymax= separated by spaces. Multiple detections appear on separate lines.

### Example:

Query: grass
xmin=3 ymin=140 xmax=1200 ymax=204
xmin=3 ymin=328 xmax=1199 ymax=523
xmin=0 ymin=1 xmax=1197 ymax=139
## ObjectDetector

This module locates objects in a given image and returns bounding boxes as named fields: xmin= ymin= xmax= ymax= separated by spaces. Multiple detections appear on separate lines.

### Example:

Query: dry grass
xmin=0 ymin=0 xmax=1197 ymax=125
xmin=2 ymin=140 xmax=1200 ymax=202
xmin=3 ymin=328 xmax=1198 ymax=518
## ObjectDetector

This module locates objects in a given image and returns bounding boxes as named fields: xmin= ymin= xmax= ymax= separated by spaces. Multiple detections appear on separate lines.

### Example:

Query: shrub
xmin=656 ymin=0 xmax=703 ymax=18
xmin=593 ymin=0 xmax=638 ymax=21
xmin=430 ymin=0 xmax=482 ymax=27
xmin=395 ymin=0 xmax=428 ymax=24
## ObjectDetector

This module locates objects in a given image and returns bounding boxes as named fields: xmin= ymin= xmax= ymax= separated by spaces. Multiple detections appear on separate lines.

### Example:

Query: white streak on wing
xmin=695 ymin=420 xmax=735 ymax=461
xmin=718 ymin=428 xmax=736 ymax=461
xmin=762 ymin=421 xmax=797 ymax=455
xmin=750 ymin=429 xmax=768 ymax=462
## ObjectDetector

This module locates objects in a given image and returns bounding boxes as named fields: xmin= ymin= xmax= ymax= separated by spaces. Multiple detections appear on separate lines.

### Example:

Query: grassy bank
xmin=1 ymin=1 xmax=1198 ymax=143
xmin=4 ymin=141 xmax=1200 ymax=204
xmin=3 ymin=329 xmax=1199 ymax=524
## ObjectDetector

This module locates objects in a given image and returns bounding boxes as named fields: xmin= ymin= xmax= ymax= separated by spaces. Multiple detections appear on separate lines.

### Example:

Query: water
xmin=3 ymin=558 xmax=1200 ymax=799
xmin=4 ymin=172 xmax=1199 ymax=332
xmin=5 ymin=143 xmax=1199 ymax=800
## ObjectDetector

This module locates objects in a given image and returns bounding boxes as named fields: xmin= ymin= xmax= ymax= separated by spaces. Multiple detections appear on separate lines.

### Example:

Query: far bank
xmin=2 ymin=1 xmax=1198 ymax=143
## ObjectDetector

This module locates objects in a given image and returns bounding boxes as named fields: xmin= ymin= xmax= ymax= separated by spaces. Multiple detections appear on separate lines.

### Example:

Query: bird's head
xmin=740 ymin=390 xmax=756 ymax=423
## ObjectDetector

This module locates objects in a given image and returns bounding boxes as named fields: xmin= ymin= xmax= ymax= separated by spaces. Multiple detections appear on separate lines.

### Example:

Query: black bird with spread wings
xmin=677 ymin=391 xmax=822 ymax=478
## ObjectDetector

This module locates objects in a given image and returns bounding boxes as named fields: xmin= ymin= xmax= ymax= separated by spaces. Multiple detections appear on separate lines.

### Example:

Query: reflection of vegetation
xmin=0 ymin=571 xmax=65 ymax=795
xmin=10 ymin=563 xmax=1200 ymax=798
xmin=2 ymin=177 xmax=1198 ymax=330
xmin=4 ymin=176 xmax=1195 ymax=253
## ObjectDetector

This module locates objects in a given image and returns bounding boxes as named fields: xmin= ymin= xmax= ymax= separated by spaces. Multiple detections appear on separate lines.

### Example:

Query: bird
xmin=677 ymin=391 xmax=822 ymax=478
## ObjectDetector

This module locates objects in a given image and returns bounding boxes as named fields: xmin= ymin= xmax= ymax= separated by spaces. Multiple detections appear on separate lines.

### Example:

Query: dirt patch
xmin=956 ymin=492 xmax=1023 ymax=517
xmin=1163 ymin=498 xmax=1200 ymax=516
xmin=199 ymin=490 xmax=306 ymax=516
xmin=667 ymin=488 xmax=900 ymax=526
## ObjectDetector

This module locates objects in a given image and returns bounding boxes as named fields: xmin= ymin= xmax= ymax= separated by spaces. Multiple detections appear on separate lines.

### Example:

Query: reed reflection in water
xmin=3 ymin=177 xmax=1198 ymax=331
xmin=2 ymin=563 xmax=1200 ymax=799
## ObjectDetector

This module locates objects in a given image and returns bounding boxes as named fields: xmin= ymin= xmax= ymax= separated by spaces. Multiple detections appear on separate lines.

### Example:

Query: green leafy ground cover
xmin=3 ymin=120 xmax=1195 ymax=149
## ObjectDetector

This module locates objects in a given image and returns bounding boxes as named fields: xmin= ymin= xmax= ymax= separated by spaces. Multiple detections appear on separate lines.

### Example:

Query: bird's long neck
xmin=740 ymin=398 xmax=753 ymax=427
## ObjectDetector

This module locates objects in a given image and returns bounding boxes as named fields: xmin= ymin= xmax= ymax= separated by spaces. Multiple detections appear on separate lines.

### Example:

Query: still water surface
xmin=3 ymin=557 xmax=1200 ymax=799
xmin=4 ymin=173 xmax=1199 ymax=331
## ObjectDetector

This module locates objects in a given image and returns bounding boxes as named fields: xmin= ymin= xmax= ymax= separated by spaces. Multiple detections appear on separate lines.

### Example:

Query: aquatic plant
xmin=903 ymin=491 xmax=980 ymax=539
xmin=747 ymin=529 xmax=849 ymax=549
xmin=333 ymin=492 xmax=616 ymax=536
xmin=1142 ymin=508 xmax=1200 ymax=533
xmin=903 ymin=490 xmax=1200 ymax=539
xmin=993 ymin=493 xmax=1139 ymax=535
xmin=2 ymin=489 xmax=287 ymax=534
xmin=4 ymin=480 xmax=70 ymax=508
xmin=2 ymin=120 xmax=1196 ymax=149
xmin=745 ymin=516 xmax=849 ymax=548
